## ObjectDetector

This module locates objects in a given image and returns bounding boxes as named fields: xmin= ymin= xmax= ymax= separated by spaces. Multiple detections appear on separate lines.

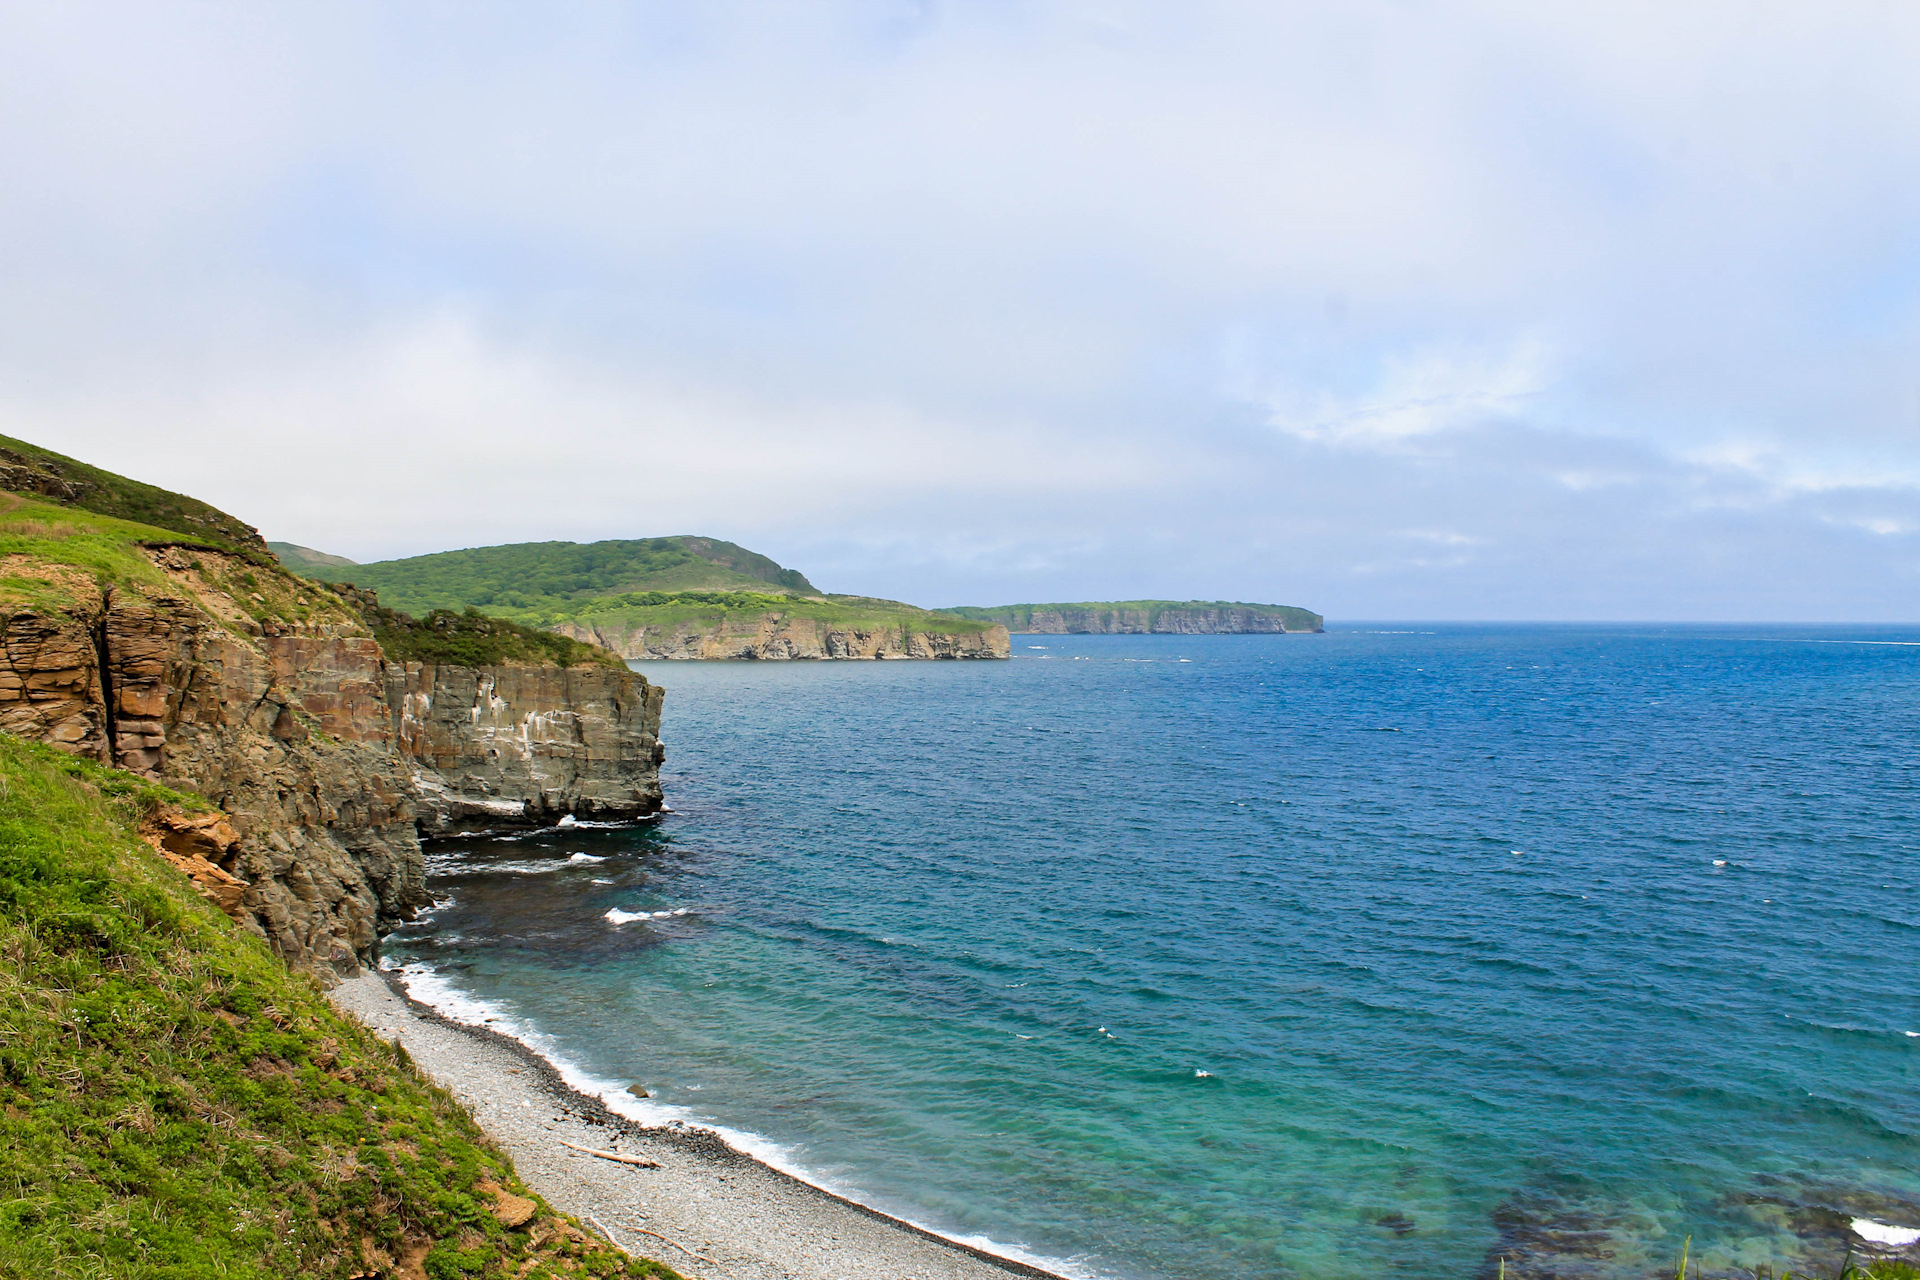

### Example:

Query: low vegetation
xmin=0 ymin=733 xmax=679 ymax=1280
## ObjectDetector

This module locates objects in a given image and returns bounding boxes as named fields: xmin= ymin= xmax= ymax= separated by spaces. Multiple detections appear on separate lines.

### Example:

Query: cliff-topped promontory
xmin=549 ymin=591 xmax=1010 ymax=660
xmin=0 ymin=435 xmax=665 ymax=977
xmin=284 ymin=538 xmax=1011 ymax=661
xmin=947 ymin=599 xmax=1324 ymax=634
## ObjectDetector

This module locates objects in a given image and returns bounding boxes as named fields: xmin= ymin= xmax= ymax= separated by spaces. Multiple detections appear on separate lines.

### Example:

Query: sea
xmin=381 ymin=624 xmax=1920 ymax=1280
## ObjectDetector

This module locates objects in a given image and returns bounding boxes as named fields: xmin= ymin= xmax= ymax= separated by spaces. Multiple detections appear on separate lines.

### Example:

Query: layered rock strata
xmin=391 ymin=661 xmax=664 ymax=832
xmin=555 ymin=614 xmax=1011 ymax=660
xmin=0 ymin=548 xmax=664 ymax=978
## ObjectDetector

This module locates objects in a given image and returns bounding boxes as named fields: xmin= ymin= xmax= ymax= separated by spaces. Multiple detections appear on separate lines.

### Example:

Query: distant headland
xmin=946 ymin=600 xmax=1323 ymax=634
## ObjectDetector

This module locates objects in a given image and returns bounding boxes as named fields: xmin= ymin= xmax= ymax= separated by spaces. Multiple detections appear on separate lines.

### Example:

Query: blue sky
xmin=4 ymin=1 xmax=1919 ymax=618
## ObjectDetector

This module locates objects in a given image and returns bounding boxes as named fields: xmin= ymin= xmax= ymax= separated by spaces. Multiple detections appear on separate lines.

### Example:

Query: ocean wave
xmin=1854 ymin=1219 xmax=1920 ymax=1246
xmin=605 ymin=907 xmax=690 ymax=924
xmin=424 ymin=857 xmax=596 ymax=877
xmin=387 ymin=965 xmax=1110 ymax=1280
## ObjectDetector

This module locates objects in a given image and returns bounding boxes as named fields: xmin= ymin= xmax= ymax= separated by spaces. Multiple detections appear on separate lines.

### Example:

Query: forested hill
xmin=287 ymin=536 xmax=817 ymax=618
xmin=946 ymin=600 xmax=1324 ymax=634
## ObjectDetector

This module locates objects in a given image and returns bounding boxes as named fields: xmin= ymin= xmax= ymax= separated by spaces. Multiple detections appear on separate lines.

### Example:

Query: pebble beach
xmin=330 ymin=971 xmax=1065 ymax=1280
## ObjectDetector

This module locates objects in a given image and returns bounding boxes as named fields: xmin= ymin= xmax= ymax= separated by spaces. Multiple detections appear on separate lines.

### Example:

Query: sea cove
xmin=386 ymin=625 xmax=1920 ymax=1279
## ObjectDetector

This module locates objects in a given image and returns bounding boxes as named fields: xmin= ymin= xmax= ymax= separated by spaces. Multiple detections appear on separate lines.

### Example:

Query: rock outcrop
xmin=0 ymin=545 xmax=665 ymax=979
xmin=392 ymin=661 xmax=665 ymax=832
xmin=555 ymin=613 xmax=1011 ymax=660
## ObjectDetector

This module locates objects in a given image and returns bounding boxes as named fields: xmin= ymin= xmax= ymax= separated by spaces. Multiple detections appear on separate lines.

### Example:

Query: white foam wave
xmin=387 ymin=965 xmax=1107 ymax=1280
xmin=1853 ymin=1219 xmax=1920 ymax=1246
xmin=605 ymin=907 xmax=692 ymax=924
xmin=427 ymin=855 xmax=613 ymax=877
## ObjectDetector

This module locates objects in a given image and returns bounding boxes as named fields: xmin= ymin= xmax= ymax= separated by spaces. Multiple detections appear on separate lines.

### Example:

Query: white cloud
xmin=3 ymin=1 xmax=1919 ymax=617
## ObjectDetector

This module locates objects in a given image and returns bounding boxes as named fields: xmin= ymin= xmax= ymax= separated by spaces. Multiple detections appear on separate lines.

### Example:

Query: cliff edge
xmin=0 ymin=435 xmax=664 ymax=978
xmin=551 ymin=592 xmax=1011 ymax=660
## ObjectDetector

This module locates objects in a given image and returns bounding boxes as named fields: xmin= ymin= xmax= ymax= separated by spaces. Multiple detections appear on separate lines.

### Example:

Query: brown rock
xmin=479 ymin=1179 xmax=540 ymax=1230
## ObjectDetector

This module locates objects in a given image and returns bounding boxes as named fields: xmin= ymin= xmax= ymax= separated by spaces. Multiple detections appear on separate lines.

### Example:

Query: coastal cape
xmin=277 ymin=539 xmax=1013 ymax=661
xmin=949 ymin=599 xmax=1324 ymax=634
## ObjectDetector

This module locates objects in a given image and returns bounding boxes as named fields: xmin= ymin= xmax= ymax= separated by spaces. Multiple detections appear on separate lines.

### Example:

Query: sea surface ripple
xmin=384 ymin=624 xmax=1920 ymax=1279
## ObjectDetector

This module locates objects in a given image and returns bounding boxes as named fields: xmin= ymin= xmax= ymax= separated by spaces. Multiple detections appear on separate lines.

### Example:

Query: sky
xmin=4 ymin=1 xmax=1919 ymax=619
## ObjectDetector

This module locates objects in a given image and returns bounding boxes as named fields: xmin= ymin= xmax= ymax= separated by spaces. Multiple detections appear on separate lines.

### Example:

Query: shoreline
xmin=330 ymin=968 xmax=1081 ymax=1280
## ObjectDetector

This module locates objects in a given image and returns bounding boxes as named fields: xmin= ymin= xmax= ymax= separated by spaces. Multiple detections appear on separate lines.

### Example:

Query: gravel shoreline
xmin=330 ymin=970 xmax=1073 ymax=1280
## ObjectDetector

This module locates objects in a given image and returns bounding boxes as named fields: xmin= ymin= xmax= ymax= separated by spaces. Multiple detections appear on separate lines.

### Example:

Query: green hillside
xmin=297 ymin=537 xmax=818 ymax=616
xmin=268 ymin=541 xmax=357 ymax=572
xmin=0 ymin=733 xmax=676 ymax=1280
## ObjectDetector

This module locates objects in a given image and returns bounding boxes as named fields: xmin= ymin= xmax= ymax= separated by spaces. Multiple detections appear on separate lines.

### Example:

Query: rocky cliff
xmin=0 ymin=442 xmax=665 ymax=979
xmin=554 ymin=611 xmax=1011 ymax=660
xmin=393 ymin=660 xmax=664 ymax=831
xmin=950 ymin=599 xmax=1324 ymax=634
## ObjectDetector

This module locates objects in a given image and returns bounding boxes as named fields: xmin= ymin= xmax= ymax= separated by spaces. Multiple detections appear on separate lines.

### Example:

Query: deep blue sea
xmin=384 ymin=625 xmax=1920 ymax=1279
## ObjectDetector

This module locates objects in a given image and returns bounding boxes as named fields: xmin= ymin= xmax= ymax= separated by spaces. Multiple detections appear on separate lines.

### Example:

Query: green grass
xmin=0 ymin=733 xmax=680 ymax=1280
xmin=0 ymin=495 xmax=192 ymax=611
xmin=1656 ymin=1234 xmax=1920 ymax=1280
xmin=0 ymin=433 xmax=272 ymax=562
xmin=945 ymin=598 xmax=1325 ymax=632
xmin=0 ymin=493 xmax=363 ymax=636
xmin=301 ymin=537 xmax=818 ymax=615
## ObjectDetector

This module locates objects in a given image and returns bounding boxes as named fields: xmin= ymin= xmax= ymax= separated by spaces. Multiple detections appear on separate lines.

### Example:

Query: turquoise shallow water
xmin=385 ymin=625 xmax=1920 ymax=1279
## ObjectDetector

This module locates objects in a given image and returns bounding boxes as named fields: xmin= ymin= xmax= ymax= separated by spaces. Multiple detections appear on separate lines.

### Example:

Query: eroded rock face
xmin=557 ymin=614 xmax=1012 ymax=661
xmin=86 ymin=589 xmax=427 ymax=976
xmin=389 ymin=661 xmax=665 ymax=833
xmin=0 ymin=550 xmax=664 ymax=980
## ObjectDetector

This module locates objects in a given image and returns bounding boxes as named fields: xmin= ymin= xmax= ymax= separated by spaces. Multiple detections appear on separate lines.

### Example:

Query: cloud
xmin=2 ymin=1 xmax=1918 ymax=617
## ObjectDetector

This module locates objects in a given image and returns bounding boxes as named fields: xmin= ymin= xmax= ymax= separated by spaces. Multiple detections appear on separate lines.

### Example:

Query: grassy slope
xmin=947 ymin=599 xmax=1324 ymax=631
xmin=301 ymin=538 xmax=819 ymax=616
xmin=0 ymin=734 xmax=679 ymax=1280
xmin=0 ymin=433 xmax=271 ymax=562
xmin=0 ymin=491 xmax=363 ymax=635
